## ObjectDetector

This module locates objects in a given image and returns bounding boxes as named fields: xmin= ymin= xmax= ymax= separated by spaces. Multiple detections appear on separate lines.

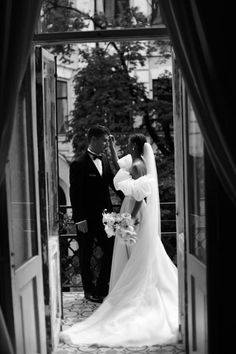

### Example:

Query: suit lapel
xmin=101 ymin=155 xmax=109 ymax=182
xmin=85 ymin=151 xmax=102 ymax=178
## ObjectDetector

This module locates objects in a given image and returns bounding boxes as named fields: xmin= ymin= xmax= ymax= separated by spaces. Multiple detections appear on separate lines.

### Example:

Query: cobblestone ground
xmin=53 ymin=292 xmax=186 ymax=354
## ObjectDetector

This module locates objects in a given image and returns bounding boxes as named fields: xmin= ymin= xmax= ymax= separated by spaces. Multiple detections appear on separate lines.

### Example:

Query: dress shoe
xmin=93 ymin=295 xmax=105 ymax=303
xmin=84 ymin=293 xmax=103 ymax=303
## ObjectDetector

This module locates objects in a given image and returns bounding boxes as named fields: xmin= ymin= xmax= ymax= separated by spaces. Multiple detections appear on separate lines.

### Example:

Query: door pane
xmin=57 ymin=80 xmax=68 ymax=134
xmin=187 ymin=98 xmax=206 ymax=264
xmin=8 ymin=80 xmax=38 ymax=268
xmin=57 ymin=80 xmax=67 ymax=97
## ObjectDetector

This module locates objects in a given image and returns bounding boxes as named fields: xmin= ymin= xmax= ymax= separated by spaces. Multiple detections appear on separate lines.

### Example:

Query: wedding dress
xmin=60 ymin=143 xmax=179 ymax=346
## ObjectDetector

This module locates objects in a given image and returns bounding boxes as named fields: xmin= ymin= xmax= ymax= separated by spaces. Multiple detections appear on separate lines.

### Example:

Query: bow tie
xmin=88 ymin=151 xmax=103 ymax=160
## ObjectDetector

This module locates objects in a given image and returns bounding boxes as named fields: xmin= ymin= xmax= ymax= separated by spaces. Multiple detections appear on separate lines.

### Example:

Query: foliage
xmin=40 ymin=0 xmax=170 ymax=63
xmin=41 ymin=0 xmax=86 ymax=63
xmin=41 ymin=0 xmax=159 ymax=32
xmin=41 ymin=0 xmax=175 ymax=206
xmin=150 ymin=71 xmax=175 ymax=202
xmin=67 ymin=45 xmax=150 ymax=155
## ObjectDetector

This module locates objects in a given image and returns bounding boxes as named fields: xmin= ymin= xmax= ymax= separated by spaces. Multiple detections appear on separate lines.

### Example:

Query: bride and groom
xmin=62 ymin=125 xmax=179 ymax=346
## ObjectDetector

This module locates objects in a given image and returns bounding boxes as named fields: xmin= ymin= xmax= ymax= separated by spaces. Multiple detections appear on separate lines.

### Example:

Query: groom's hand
xmin=108 ymin=135 xmax=115 ymax=144
xmin=76 ymin=220 xmax=88 ymax=233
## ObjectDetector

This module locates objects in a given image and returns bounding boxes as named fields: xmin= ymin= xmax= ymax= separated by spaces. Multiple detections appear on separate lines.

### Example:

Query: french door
xmin=183 ymin=89 xmax=207 ymax=354
xmin=173 ymin=57 xmax=207 ymax=353
xmin=35 ymin=47 xmax=62 ymax=351
xmin=5 ymin=56 xmax=47 ymax=354
xmin=172 ymin=55 xmax=187 ymax=346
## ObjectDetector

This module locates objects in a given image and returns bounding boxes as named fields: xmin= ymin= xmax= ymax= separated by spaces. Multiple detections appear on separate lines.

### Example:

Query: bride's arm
xmin=130 ymin=161 xmax=145 ymax=220
xmin=108 ymin=135 xmax=120 ymax=171
xmin=131 ymin=200 xmax=143 ymax=219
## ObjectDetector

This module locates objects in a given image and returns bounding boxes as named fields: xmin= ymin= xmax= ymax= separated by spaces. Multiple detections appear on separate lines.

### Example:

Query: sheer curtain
xmin=0 ymin=1 xmax=42 ymax=352
xmin=159 ymin=1 xmax=236 ymax=205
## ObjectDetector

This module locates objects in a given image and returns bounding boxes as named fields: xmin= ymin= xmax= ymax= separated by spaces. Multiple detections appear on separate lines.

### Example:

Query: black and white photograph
xmin=0 ymin=1 xmax=235 ymax=354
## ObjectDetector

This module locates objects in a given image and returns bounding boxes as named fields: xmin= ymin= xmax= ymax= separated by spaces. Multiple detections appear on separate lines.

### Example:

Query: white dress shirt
xmin=87 ymin=149 xmax=103 ymax=176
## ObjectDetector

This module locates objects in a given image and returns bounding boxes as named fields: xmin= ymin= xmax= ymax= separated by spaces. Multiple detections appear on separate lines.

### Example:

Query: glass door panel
xmin=187 ymin=98 xmax=206 ymax=264
xmin=8 ymin=84 xmax=38 ymax=269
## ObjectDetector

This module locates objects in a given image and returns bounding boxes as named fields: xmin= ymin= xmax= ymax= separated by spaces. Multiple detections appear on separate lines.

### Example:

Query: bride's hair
xmin=129 ymin=133 xmax=147 ymax=156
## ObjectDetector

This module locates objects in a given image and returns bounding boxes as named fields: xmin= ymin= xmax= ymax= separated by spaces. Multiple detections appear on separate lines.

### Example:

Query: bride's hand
xmin=133 ymin=218 xmax=140 ymax=226
xmin=131 ymin=215 xmax=139 ymax=226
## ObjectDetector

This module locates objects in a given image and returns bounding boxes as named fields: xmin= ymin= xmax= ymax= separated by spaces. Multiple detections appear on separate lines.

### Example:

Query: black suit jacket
xmin=70 ymin=151 xmax=122 ymax=223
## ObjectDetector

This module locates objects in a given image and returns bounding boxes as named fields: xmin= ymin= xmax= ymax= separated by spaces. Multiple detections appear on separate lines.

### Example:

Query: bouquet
xmin=102 ymin=210 xmax=138 ymax=246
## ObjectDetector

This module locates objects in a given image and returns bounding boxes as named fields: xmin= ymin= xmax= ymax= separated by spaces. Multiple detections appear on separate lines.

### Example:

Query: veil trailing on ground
xmin=143 ymin=143 xmax=161 ymax=238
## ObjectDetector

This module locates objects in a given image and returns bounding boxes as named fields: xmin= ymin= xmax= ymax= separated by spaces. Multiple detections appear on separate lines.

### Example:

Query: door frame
xmin=33 ymin=26 xmax=188 ymax=349
xmin=172 ymin=53 xmax=188 ymax=347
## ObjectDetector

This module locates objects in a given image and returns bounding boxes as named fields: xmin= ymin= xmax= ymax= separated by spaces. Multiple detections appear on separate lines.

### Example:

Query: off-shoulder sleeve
xmin=113 ymin=168 xmax=132 ymax=190
xmin=117 ymin=154 xmax=132 ymax=170
xmin=116 ymin=174 xmax=153 ymax=201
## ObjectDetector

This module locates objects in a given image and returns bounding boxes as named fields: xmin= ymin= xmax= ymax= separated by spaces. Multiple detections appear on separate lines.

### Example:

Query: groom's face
xmin=92 ymin=134 xmax=109 ymax=154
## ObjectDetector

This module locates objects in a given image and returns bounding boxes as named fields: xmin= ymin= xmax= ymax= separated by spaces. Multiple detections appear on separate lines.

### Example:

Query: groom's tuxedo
xmin=69 ymin=150 xmax=122 ymax=297
xmin=70 ymin=151 xmax=115 ymax=223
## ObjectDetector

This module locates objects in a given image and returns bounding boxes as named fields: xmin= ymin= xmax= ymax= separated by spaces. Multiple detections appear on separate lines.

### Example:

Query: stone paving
xmin=53 ymin=292 xmax=186 ymax=354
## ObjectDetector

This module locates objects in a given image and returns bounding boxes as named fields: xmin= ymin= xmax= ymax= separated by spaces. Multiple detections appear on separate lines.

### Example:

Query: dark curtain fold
xmin=0 ymin=0 xmax=42 ymax=186
xmin=0 ymin=2 xmax=42 ymax=352
xmin=159 ymin=0 xmax=236 ymax=204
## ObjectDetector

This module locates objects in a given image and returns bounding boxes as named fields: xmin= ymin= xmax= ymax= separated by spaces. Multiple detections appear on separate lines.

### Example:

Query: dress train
xmin=60 ymin=167 xmax=179 ymax=346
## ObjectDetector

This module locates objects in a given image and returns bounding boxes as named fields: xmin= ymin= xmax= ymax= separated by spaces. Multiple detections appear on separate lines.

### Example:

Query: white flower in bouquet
xmin=116 ymin=224 xmax=137 ymax=246
xmin=102 ymin=210 xmax=138 ymax=245
xmin=104 ymin=224 xmax=116 ymax=237
xmin=102 ymin=211 xmax=117 ymax=237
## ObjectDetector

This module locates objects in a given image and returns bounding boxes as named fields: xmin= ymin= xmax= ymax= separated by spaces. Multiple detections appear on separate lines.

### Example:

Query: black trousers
xmin=77 ymin=219 xmax=114 ymax=296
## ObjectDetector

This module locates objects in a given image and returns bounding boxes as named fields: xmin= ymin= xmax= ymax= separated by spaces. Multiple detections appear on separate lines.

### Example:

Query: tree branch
xmin=45 ymin=1 xmax=106 ymax=30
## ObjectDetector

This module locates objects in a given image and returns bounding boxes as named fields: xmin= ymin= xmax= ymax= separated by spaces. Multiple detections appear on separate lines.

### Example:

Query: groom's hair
xmin=87 ymin=125 xmax=110 ymax=142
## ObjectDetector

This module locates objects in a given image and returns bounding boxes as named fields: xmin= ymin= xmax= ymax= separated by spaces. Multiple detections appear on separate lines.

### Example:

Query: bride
xmin=60 ymin=133 xmax=179 ymax=346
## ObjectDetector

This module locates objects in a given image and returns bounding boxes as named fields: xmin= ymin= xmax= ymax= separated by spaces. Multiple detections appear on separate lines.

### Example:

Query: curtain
xmin=158 ymin=1 xmax=236 ymax=205
xmin=0 ymin=308 xmax=14 ymax=354
xmin=0 ymin=0 xmax=42 ymax=186
xmin=0 ymin=2 xmax=43 ymax=352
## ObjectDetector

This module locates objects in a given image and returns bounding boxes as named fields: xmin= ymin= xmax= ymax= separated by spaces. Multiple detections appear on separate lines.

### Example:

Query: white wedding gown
xmin=60 ymin=148 xmax=179 ymax=347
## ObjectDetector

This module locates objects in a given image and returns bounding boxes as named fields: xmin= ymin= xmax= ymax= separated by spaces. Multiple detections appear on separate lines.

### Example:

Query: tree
xmin=40 ymin=0 xmax=160 ymax=63
xmin=41 ymin=0 xmax=175 ymax=191
xmin=68 ymin=44 xmax=154 ymax=155
xmin=42 ymin=0 xmax=176 ymax=259
xmin=42 ymin=1 xmax=174 ymax=176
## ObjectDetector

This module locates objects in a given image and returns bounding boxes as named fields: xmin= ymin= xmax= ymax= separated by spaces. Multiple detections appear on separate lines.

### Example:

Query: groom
xmin=69 ymin=125 xmax=123 ymax=303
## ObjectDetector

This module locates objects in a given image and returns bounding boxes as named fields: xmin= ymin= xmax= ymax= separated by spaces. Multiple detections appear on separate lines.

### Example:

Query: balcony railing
xmin=59 ymin=202 xmax=176 ymax=291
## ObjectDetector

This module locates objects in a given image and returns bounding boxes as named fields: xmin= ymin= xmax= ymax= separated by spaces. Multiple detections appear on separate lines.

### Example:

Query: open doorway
xmin=34 ymin=1 xmax=186 ymax=352
xmin=35 ymin=32 xmax=182 ymax=339
xmin=34 ymin=30 xmax=208 ymax=351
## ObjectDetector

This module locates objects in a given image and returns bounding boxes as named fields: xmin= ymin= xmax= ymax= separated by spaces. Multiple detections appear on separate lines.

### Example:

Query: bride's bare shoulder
xmin=130 ymin=158 xmax=147 ymax=179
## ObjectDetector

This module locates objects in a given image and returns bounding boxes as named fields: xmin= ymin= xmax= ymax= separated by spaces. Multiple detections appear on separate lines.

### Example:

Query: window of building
xmin=115 ymin=0 xmax=129 ymax=18
xmin=57 ymin=80 xmax=68 ymax=134
xmin=152 ymin=79 xmax=159 ymax=101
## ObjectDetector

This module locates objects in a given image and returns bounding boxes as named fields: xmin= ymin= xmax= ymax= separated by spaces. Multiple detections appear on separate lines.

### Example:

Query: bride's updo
xmin=129 ymin=133 xmax=147 ymax=156
xmin=129 ymin=134 xmax=147 ymax=178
